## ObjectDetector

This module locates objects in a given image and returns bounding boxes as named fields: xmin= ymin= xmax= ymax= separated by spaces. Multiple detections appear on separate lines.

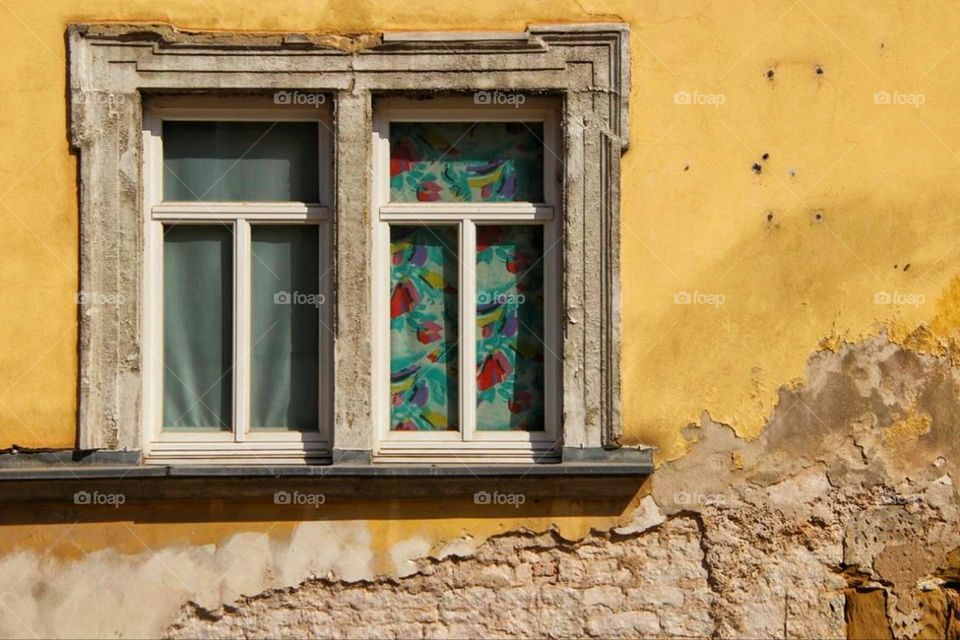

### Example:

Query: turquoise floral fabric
xmin=389 ymin=122 xmax=544 ymax=203
xmin=475 ymin=225 xmax=545 ymax=431
xmin=390 ymin=226 xmax=459 ymax=431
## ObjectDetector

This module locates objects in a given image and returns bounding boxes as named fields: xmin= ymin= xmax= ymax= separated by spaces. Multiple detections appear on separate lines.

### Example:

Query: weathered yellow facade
xmin=2 ymin=1 xmax=960 ymax=637
xmin=5 ymin=0 xmax=960 ymax=456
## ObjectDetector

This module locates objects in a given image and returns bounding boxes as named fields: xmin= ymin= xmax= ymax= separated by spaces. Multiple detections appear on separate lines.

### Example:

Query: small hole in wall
xmin=684 ymin=164 xmax=690 ymax=171
xmin=766 ymin=69 xmax=775 ymax=80
xmin=766 ymin=212 xmax=774 ymax=222
xmin=903 ymin=263 xmax=910 ymax=271
xmin=815 ymin=66 xmax=824 ymax=75
xmin=762 ymin=152 xmax=770 ymax=161
xmin=752 ymin=163 xmax=763 ymax=174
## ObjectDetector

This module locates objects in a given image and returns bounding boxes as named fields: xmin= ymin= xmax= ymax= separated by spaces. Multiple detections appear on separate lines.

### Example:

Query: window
xmin=71 ymin=24 xmax=631 ymax=465
xmin=372 ymin=98 xmax=562 ymax=463
xmin=141 ymin=97 xmax=333 ymax=464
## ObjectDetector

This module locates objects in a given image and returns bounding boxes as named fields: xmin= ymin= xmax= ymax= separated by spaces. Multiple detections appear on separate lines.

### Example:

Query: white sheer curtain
xmin=161 ymin=121 xmax=321 ymax=432
xmin=163 ymin=121 xmax=319 ymax=202
xmin=163 ymin=225 xmax=233 ymax=429
xmin=250 ymin=226 xmax=319 ymax=430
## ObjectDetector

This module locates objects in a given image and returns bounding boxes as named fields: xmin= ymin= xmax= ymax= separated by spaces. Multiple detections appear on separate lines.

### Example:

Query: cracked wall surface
xmin=166 ymin=519 xmax=713 ymax=639
xmin=3 ymin=1 xmax=960 ymax=638
xmin=30 ymin=335 xmax=943 ymax=639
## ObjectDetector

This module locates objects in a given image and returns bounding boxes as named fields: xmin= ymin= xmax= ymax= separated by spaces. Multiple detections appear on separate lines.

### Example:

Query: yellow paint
xmin=882 ymin=411 xmax=932 ymax=450
xmin=0 ymin=496 xmax=640 ymax=567
xmin=2 ymin=0 xmax=960 ymax=570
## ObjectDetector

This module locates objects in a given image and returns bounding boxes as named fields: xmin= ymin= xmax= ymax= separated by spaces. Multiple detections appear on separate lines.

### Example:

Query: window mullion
xmin=461 ymin=219 xmax=477 ymax=442
xmin=234 ymin=218 xmax=251 ymax=442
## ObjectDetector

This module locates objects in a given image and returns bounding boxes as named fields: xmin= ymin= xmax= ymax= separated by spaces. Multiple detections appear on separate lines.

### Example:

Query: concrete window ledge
xmin=0 ymin=448 xmax=652 ymax=503
xmin=0 ymin=449 xmax=653 ymax=507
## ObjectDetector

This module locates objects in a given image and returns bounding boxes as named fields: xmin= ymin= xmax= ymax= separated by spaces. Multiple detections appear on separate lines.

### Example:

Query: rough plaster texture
xmin=67 ymin=22 xmax=629 ymax=455
xmin=165 ymin=519 xmax=713 ymax=639
xmin=2 ymin=335 xmax=955 ymax=638
xmin=167 ymin=336 xmax=960 ymax=638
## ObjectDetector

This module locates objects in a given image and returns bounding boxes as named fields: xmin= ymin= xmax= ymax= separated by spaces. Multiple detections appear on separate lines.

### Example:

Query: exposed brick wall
xmin=166 ymin=518 xmax=713 ymax=639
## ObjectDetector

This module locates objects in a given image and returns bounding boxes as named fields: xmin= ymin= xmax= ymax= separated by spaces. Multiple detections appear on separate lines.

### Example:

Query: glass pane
xmin=390 ymin=226 xmax=459 ymax=431
xmin=250 ymin=226 xmax=320 ymax=431
xmin=389 ymin=122 xmax=544 ymax=203
xmin=476 ymin=225 xmax=545 ymax=431
xmin=163 ymin=225 xmax=233 ymax=430
xmin=163 ymin=121 xmax=320 ymax=202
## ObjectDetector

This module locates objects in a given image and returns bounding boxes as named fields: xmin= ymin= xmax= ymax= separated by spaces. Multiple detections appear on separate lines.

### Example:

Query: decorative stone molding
xmin=67 ymin=22 xmax=630 ymax=458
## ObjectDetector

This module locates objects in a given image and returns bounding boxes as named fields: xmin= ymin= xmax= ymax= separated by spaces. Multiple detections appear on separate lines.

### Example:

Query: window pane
xmin=250 ymin=226 xmax=320 ymax=431
xmin=476 ymin=225 xmax=545 ymax=431
xmin=390 ymin=226 xmax=459 ymax=431
xmin=163 ymin=121 xmax=320 ymax=202
xmin=163 ymin=225 xmax=233 ymax=430
xmin=389 ymin=122 xmax=544 ymax=203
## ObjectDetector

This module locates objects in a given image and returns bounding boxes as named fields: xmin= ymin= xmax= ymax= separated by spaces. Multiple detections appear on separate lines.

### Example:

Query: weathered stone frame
xmin=67 ymin=23 xmax=631 ymax=461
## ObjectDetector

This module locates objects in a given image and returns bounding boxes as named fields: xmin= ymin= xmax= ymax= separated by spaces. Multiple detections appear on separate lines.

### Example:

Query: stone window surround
xmin=68 ymin=22 xmax=633 ymax=464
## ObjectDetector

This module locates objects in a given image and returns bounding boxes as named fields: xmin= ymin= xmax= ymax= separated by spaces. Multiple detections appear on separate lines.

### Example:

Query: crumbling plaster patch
xmin=2 ymin=338 xmax=959 ymax=638
xmin=163 ymin=335 xmax=960 ymax=639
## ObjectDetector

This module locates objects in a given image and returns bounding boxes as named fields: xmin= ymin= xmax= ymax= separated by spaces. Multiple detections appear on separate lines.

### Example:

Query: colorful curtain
xmin=389 ymin=226 xmax=460 ymax=431
xmin=475 ymin=225 xmax=545 ymax=431
xmin=389 ymin=122 xmax=544 ymax=203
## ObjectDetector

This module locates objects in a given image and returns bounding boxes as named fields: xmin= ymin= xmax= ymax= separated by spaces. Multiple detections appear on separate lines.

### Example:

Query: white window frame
xmin=141 ymin=97 xmax=333 ymax=465
xmin=371 ymin=97 xmax=563 ymax=463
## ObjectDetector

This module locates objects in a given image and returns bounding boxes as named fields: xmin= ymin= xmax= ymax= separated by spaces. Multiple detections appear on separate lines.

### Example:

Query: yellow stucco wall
xmin=2 ymin=0 xmax=959 ymax=461
xmin=5 ymin=5 xmax=960 ymax=635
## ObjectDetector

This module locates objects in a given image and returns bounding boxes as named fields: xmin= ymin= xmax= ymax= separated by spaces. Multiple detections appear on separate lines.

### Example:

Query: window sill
xmin=0 ymin=447 xmax=652 ymax=503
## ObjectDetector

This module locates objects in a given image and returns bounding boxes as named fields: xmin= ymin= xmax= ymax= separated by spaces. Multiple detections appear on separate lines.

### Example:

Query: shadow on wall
xmin=0 ymin=475 xmax=647 ymax=526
